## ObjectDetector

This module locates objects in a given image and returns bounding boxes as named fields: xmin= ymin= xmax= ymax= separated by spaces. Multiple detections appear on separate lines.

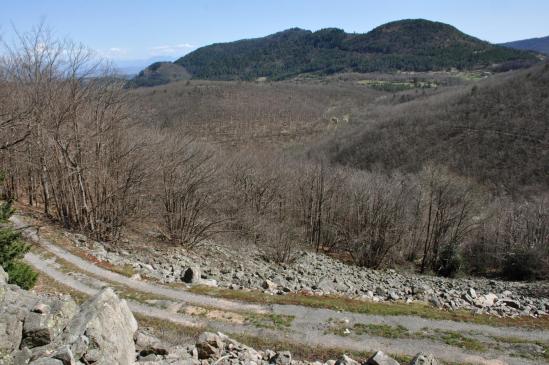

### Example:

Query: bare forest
xmin=1 ymin=28 xmax=548 ymax=283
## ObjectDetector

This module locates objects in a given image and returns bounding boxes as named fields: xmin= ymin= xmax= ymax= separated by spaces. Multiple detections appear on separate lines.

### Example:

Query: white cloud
xmin=97 ymin=47 xmax=129 ymax=59
xmin=149 ymin=43 xmax=195 ymax=56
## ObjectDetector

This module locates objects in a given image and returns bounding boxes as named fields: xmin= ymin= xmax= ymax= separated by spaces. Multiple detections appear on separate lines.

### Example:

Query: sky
xmin=1 ymin=0 xmax=548 ymax=64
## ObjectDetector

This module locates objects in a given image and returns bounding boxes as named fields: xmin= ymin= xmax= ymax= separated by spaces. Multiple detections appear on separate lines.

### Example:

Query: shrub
xmin=5 ymin=261 xmax=38 ymax=289
xmin=0 ymin=198 xmax=38 ymax=289
xmin=436 ymin=243 xmax=463 ymax=278
xmin=502 ymin=249 xmax=544 ymax=281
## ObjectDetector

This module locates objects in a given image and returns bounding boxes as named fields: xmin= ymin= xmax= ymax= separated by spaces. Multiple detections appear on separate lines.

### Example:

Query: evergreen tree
xmin=0 ymin=172 xmax=38 ymax=289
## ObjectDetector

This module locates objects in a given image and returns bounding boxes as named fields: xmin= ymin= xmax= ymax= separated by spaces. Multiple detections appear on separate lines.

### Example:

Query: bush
xmin=502 ymin=249 xmax=544 ymax=281
xmin=5 ymin=261 xmax=38 ymax=289
xmin=436 ymin=243 xmax=463 ymax=278
xmin=0 ymin=198 xmax=38 ymax=289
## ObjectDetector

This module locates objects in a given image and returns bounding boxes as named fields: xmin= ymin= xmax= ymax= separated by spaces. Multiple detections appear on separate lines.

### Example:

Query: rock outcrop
xmin=0 ymin=265 xmax=136 ymax=365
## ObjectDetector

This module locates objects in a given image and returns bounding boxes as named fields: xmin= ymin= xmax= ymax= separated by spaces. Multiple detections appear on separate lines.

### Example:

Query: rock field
xmin=67 ymin=232 xmax=549 ymax=318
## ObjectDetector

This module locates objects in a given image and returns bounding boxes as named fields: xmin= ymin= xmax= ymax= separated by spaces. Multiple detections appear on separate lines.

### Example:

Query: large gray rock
xmin=0 ymin=313 xmax=23 ymax=357
xmin=21 ymin=297 xmax=77 ymax=349
xmin=22 ymin=312 xmax=54 ymax=348
xmin=136 ymin=332 xmax=169 ymax=357
xmin=62 ymin=288 xmax=137 ymax=365
xmin=195 ymin=332 xmax=224 ymax=359
xmin=335 ymin=354 xmax=359 ymax=365
xmin=269 ymin=351 xmax=291 ymax=365
xmin=409 ymin=353 xmax=439 ymax=365
xmin=51 ymin=345 xmax=75 ymax=365
xmin=366 ymin=351 xmax=400 ymax=365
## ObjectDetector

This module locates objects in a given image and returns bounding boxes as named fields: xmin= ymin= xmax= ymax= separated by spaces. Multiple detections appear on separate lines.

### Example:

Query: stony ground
xmin=8 ymin=214 xmax=549 ymax=365
xmin=65 ymin=228 xmax=549 ymax=319
xmin=0 ymin=264 xmax=441 ymax=365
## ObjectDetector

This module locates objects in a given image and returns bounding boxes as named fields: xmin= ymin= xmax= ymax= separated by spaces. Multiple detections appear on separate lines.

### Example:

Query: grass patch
xmin=189 ymin=285 xmax=549 ymax=330
xmin=357 ymin=79 xmax=437 ymax=92
xmin=432 ymin=330 xmax=486 ymax=352
xmin=353 ymin=323 xmax=410 ymax=338
xmin=135 ymin=313 xmax=206 ymax=347
xmin=491 ymin=336 xmax=549 ymax=361
xmin=245 ymin=313 xmax=294 ymax=330
xmin=32 ymin=272 xmax=89 ymax=304
xmin=110 ymin=263 xmax=135 ymax=278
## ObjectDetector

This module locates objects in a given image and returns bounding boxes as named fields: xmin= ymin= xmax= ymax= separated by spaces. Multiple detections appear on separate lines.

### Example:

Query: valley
xmin=0 ymin=13 xmax=548 ymax=365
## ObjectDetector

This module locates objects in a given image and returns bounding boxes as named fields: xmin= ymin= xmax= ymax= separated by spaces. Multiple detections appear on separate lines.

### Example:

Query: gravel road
xmin=13 ymin=215 xmax=548 ymax=365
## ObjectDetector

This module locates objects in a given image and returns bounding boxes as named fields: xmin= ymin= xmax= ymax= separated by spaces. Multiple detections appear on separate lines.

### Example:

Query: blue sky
xmin=1 ymin=0 xmax=548 ymax=62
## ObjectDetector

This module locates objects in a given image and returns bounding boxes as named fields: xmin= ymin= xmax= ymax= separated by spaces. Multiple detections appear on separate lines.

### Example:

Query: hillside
xmin=127 ymin=61 xmax=191 ymax=87
xmin=502 ymin=35 xmax=549 ymax=55
xmin=132 ymin=19 xmax=538 ymax=85
xmin=323 ymin=63 xmax=549 ymax=195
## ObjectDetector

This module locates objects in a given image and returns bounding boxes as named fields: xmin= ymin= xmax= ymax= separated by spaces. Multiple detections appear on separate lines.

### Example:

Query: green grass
xmin=431 ymin=330 xmax=486 ymax=352
xmin=491 ymin=336 xmax=549 ymax=361
xmin=357 ymin=79 xmax=437 ymax=92
xmin=353 ymin=323 xmax=410 ymax=338
xmin=189 ymin=285 xmax=549 ymax=330
xmin=110 ymin=263 xmax=135 ymax=278
xmin=245 ymin=313 xmax=294 ymax=330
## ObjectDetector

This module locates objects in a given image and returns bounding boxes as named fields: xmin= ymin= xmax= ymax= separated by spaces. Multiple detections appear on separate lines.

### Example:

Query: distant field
xmin=127 ymin=72 xmax=466 ymax=148
xmin=357 ymin=79 xmax=438 ymax=92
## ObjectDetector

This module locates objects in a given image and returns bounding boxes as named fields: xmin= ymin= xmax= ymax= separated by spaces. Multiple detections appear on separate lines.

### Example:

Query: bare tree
xmin=158 ymin=135 xmax=222 ymax=248
xmin=408 ymin=164 xmax=480 ymax=274
xmin=0 ymin=24 xmax=146 ymax=240
xmin=334 ymin=171 xmax=409 ymax=268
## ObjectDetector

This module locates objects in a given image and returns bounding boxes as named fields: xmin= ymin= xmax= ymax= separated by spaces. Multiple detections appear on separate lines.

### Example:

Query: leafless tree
xmin=158 ymin=135 xmax=222 ymax=248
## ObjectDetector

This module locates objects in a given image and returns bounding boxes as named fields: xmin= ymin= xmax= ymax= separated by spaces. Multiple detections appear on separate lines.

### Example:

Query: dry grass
xmin=135 ymin=314 xmax=205 ymax=347
xmin=32 ymin=273 xmax=89 ymax=304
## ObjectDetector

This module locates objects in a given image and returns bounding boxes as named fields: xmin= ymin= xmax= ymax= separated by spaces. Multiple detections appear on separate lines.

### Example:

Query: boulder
xmin=12 ymin=346 xmax=32 ymax=364
xmin=51 ymin=345 xmax=75 ymax=365
xmin=262 ymin=280 xmax=277 ymax=291
xmin=269 ymin=351 xmax=291 ymax=365
xmin=366 ymin=351 xmax=400 ymax=365
xmin=62 ymin=288 xmax=137 ymax=365
xmin=0 ymin=313 xmax=23 ymax=356
xmin=22 ymin=312 xmax=54 ymax=348
xmin=335 ymin=354 xmax=360 ymax=365
xmin=32 ymin=303 xmax=51 ymax=315
xmin=409 ymin=353 xmax=439 ymax=365
xmin=476 ymin=293 xmax=498 ymax=307
xmin=195 ymin=332 xmax=225 ymax=359
xmin=137 ymin=337 xmax=169 ymax=357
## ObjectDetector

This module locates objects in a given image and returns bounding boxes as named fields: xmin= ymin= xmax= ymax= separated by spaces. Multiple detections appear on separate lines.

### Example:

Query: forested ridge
xmin=132 ymin=19 xmax=539 ymax=86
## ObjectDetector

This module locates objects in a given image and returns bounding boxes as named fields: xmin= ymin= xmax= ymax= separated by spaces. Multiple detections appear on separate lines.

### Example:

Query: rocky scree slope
xmin=0 ymin=265 xmax=441 ymax=365
xmin=68 ymin=231 xmax=549 ymax=319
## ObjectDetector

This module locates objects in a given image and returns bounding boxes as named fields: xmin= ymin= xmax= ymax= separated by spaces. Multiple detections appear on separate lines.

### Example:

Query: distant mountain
xmin=501 ymin=36 xmax=549 ymax=55
xmin=131 ymin=19 xmax=538 ymax=86
xmin=126 ymin=61 xmax=191 ymax=87
xmin=113 ymin=57 xmax=175 ymax=76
